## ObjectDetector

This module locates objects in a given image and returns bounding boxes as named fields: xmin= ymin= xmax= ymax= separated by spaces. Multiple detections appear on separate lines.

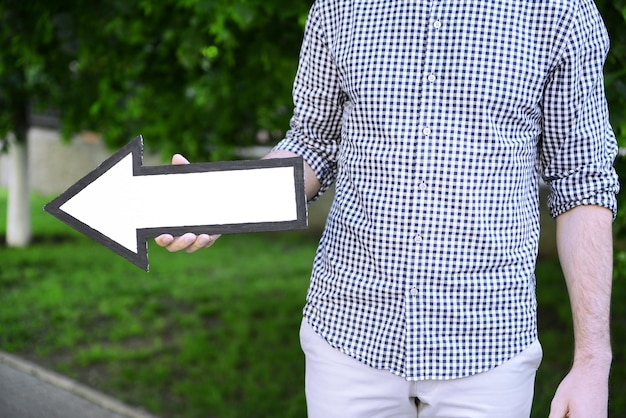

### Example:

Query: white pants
xmin=300 ymin=320 xmax=542 ymax=418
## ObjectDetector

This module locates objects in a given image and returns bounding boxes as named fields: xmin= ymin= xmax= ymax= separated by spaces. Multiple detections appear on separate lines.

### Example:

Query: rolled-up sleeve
xmin=272 ymin=1 xmax=346 ymax=201
xmin=540 ymin=0 xmax=619 ymax=219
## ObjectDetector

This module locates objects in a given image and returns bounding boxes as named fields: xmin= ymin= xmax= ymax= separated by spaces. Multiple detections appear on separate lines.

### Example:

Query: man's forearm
xmin=556 ymin=204 xmax=613 ymax=367
xmin=263 ymin=149 xmax=321 ymax=201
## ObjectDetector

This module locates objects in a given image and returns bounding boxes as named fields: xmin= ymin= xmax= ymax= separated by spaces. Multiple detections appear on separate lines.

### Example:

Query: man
xmin=156 ymin=0 xmax=619 ymax=416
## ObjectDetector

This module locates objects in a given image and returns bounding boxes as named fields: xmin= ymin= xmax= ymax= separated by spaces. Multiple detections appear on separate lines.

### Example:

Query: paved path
xmin=0 ymin=351 xmax=158 ymax=418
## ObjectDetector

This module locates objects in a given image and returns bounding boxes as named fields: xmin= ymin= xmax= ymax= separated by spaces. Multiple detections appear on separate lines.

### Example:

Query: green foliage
xmin=1 ymin=0 xmax=312 ymax=159
xmin=0 ymin=0 xmax=73 ymax=144
xmin=62 ymin=0 xmax=313 ymax=160
xmin=596 ymin=0 xmax=626 ymax=143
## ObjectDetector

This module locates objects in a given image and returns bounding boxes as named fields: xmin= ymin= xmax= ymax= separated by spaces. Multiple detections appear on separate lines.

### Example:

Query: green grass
xmin=1 ymin=189 xmax=625 ymax=417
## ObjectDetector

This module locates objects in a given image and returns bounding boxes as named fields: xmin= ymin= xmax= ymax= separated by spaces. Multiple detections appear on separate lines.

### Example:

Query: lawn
xmin=1 ymin=189 xmax=625 ymax=417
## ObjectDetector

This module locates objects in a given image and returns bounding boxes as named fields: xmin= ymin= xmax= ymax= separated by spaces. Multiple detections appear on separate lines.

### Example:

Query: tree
xmin=0 ymin=0 xmax=311 ymax=246
xmin=0 ymin=0 xmax=78 ymax=246
xmin=56 ymin=0 xmax=311 ymax=160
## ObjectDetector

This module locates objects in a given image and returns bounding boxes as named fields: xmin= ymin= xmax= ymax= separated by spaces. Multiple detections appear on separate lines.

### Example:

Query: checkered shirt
xmin=274 ymin=0 xmax=619 ymax=380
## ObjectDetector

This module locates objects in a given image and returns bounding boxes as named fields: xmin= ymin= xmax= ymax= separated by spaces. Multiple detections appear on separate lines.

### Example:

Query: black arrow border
xmin=44 ymin=136 xmax=308 ymax=271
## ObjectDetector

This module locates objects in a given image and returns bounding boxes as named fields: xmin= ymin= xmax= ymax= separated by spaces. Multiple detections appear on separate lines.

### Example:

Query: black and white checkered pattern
xmin=274 ymin=0 xmax=619 ymax=380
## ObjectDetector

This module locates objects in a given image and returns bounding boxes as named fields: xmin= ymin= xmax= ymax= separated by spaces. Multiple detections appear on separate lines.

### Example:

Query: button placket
xmin=420 ymin=9 xmax=441 ymax=141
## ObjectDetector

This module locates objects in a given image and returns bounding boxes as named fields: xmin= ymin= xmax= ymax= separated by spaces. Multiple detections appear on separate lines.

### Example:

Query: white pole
xmin=6 ymin=133 xmax=31 ymax=247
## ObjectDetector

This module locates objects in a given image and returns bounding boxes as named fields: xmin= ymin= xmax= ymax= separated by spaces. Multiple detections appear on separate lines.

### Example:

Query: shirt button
xmin=422 ymin=127 xmax=432 ymax=136
xmin=410 ymin=287 xmax=419 ymax=296
xmin=427 ymin=74 xmax=437 ymax=82
xmin=414 ymin=234 xmax=423 ymax=243
xmin=433 ymin=20 xmax=442 ymax=29
xmin=418 ymin=181 xmax=427 ymax=191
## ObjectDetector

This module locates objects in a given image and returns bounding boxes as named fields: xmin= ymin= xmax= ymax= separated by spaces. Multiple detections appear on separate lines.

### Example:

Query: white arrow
xmin=44 ymin=136 xmax=307 ymax=271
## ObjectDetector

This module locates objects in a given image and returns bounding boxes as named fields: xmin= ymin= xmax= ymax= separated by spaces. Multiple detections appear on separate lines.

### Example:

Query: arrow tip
xmin=43 ymin=136 xmax=151 ymax=271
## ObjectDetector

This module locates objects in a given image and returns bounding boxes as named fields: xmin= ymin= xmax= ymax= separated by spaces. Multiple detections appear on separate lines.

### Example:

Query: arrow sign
xmin=44 ymin=136 xmax=307 ymax=271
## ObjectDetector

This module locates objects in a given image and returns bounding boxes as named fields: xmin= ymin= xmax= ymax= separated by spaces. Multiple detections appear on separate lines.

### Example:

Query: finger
xmin=154 ymin=234 xmax=174 ymax=247
xmin=548 ymin=399 xmax=568 ymax=418
xmin=172 ymin=154 xmax=190 ymax=165
xmin=184 ymin=234 xmax=221 ymax=253
xmin=163 ymin=233 xmax=198 ymax=252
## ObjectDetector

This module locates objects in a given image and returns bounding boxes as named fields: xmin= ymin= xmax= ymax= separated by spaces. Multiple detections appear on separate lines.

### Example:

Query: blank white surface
xmin=60 ymin=154 xmax=299 ymax=252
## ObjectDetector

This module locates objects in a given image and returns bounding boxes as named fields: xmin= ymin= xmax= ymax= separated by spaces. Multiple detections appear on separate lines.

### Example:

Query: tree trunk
xmin=6 ymin=134 xmax=31 ymax=247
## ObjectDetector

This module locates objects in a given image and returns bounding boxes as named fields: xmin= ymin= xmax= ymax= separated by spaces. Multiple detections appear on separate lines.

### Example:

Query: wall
xmin=0 ymin=128 xmax=162 ymax=196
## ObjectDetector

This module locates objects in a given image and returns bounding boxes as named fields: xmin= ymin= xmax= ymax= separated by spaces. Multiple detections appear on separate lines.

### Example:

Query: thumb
xmin=171 ymin=153 xmax=190 ymax=165
xmin=548 ymin=397 xmax=569 ymax=418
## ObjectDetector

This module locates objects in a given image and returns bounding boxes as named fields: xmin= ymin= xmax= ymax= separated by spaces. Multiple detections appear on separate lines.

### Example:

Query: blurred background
xmin=1 ymin=0 xmax=625 ymax=417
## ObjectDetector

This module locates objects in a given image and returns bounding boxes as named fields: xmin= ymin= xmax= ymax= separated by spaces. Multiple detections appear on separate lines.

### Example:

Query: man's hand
xmin=548 ymin=360 xmax=610 ymax=418
xmin=153 ymin=154 xmax=221 ymax=252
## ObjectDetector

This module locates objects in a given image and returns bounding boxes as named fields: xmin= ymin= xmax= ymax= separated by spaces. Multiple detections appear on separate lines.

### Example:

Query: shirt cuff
xmin=547 ymin=173 xmax=619 ymax=219
xmin=272 ymin=136 xmax=336 ymax=202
